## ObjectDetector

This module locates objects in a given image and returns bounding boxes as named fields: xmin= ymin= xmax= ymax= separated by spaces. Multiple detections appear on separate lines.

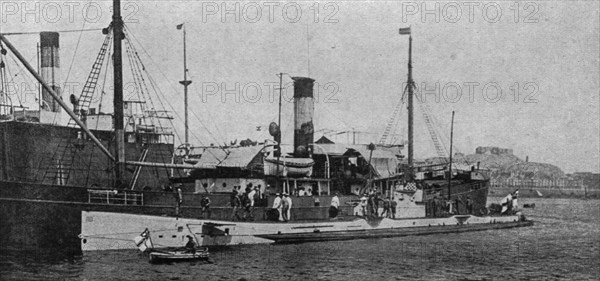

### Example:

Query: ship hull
xmin=0 ymin=121 xmax=175 ymax=188
xmin=0 ymin=178 xmax=493 ymax=252
xmin=80 ymin=210 xmax=532 ymax=251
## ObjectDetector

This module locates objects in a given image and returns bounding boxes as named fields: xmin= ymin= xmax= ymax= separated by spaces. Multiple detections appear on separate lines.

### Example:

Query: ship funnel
xmin=292 ymin=77 xmax=315 ymax=158
xmin=40 ymin=32 xmax=61 ymax=113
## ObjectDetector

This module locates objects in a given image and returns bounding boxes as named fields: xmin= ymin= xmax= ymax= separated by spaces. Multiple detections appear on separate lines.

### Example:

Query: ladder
xmin=42 ymin=32 xmax=112 ymax=185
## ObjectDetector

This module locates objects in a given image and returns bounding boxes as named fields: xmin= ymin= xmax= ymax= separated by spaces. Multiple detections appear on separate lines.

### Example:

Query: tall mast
xmin=447 ymin=111 xmax=455 ymax=199
xmin=399 ymin=27 xmax=413 ymax=179
xmin=407 ymin=34 xmax=414 ymax=175
xmin=179 ymin=24 xmax=192 ymax=152
xmin=113 ymin=0 xmax=125 ymax=185
xmin=276 ymin=73 xmax=283 ymax=176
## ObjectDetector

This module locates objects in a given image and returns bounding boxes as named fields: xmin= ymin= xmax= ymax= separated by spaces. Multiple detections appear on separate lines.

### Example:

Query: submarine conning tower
xmin=40 ymin=31 xmax=61 ymax=113
xmin=292 ymin=77 xmax=315 ymax=158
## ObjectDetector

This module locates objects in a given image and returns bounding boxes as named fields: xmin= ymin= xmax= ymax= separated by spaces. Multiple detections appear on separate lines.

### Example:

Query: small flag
xmin=500 ymin=193 xmax=513 ymax=214
xmin=399 ymin=27 xmax=411 ymax=35
xmin=176 ymin=23 xmax=184 ymax=30
xmin=134 ymin=229 xmax=152 ymax=252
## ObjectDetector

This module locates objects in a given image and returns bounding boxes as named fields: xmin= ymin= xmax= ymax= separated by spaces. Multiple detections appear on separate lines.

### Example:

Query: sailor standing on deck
xmin=273 ymin=193 xmax=283 ymax=221
xmin=329 ymin=193 xmax=340 ymax=219
xmin=200 ymin=195 xmax=211 ymax=218
xmin=281 ymin=193 xmax=290 ymax=221
xmin=175 ymin=184 xmax=183 ymax=216
xmin=230 ymin=187 xmax=241 ymax=220
xmin=466 ymin=196 xmax=473 ymax=214
xmin=359 ymin=194 xmax=368 ymax=216
xmin=390 ymin=196 xmax=397 ymax=219
xmin=247 ymin=186 xmax=258 ymax=219
xmin=285 ymin=193 xmax=293 ymax=221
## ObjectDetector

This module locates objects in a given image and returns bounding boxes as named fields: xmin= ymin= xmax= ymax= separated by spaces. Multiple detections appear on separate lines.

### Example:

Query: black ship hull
xmin=0 ymin=120 xmax=176 ymax=252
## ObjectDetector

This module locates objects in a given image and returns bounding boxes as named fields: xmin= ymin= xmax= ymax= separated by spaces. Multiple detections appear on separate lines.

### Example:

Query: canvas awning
xmin=346 ymin=145 xmax=401 ymax=178
xmin=192 ymin=146 xmax=265 ymax=170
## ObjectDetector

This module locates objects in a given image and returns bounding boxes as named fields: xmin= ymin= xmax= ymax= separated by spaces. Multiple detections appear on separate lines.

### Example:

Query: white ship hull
xmin=80 ymin=211 xmax=531 ymax=251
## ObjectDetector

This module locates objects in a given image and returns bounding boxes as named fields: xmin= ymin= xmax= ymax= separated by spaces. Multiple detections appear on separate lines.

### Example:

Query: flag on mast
xmin=176 ymin=23 xmax=184 ymax=30
xmin=399 ymin=27 xmax=411 ymax=35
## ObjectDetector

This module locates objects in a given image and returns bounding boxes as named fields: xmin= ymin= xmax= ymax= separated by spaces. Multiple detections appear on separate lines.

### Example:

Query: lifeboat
xmin=263 ymin=157 xmax=314 ymax=177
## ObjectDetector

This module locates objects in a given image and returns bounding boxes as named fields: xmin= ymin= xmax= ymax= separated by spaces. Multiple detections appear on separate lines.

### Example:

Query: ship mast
xmin=113 ymin=0 xmax=125 ymax=185
xmin=447 ymin=111 xmax=455 ymax=199
xmin=276 ymin=73 xmax=283 ymax=176
xmin=407 ymin=34 xmax=414 ymax=176
xmin=178 ymin=23 xmax=192 ymax=153
xmin=399 ymin=27 xmax=413 ymax=179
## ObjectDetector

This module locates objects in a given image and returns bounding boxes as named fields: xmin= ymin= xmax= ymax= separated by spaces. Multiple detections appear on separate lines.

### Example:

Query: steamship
xmin=1 ymin=2 xmax=532 ymax=253
xmin=0 ymin=15 xmax=178 ymax=251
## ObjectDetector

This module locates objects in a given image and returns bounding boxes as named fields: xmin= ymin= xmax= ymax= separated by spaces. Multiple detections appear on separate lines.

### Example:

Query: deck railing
xmin=87 ymin=189 xmax=143 ymax=205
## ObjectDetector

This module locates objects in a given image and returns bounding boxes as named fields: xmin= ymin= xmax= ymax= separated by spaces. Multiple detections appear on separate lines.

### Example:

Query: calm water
xmin=1 ymin=198 xmax=599 ymax=281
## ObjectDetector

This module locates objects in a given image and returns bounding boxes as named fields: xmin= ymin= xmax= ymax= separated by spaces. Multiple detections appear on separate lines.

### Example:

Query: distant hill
xmin=426 ymin=146 xmax=566 ymax=181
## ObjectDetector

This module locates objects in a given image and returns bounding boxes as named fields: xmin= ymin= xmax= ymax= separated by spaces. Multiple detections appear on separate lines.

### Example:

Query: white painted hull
xmin=80 ymin=211 xmax=530 ymax=251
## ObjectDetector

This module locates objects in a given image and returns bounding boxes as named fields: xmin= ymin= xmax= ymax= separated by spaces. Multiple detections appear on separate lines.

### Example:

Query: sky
xmin=1 ymin=0 xmax=599 ymax=173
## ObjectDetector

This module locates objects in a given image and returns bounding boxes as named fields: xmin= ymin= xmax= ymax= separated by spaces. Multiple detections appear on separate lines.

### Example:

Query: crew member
xmin=466 ymin=196 xmax=473 ymax=214
xmin=247 ymin=186 xmax=257 ymax=219
xmin=231 ymin=187 xmax=242 ymax=221
xmin=390 ymin=196 xmax=397 ymax=219
xmin=381 ymin=197 xmax=390 ymax=218
xmin=200 ymin=195 xmax=211 ymax=218
xmin=373 ymin=192 xmax=380 ymax=217
xmin=185 ymin=235 xmax=196 ymax=254
xmin=446 ymin=199 xmax=454 ymax=215
xmin=359 ymin=194 xmax=368 ymax=217
xmin=272 ymin=193 xmax=283 ymax=221
xmin=329 ymin=193 xmax=340 ymax=218
xmin=281 ymin=193 xmax=291 ymax=222
xmin=176 ymin=184 xmax=183 ymax=216
xmin=285 ymin=193 xmax=293 ymax=221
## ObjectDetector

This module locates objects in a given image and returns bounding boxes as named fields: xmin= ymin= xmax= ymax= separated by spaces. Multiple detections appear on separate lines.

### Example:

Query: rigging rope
xmin=124 ymin=26 xmax=223 ymax=148
xmin=0 ymin=28 xmax=103 ymax=36
xmin=63 ymin=20 xmax=87 ymax=95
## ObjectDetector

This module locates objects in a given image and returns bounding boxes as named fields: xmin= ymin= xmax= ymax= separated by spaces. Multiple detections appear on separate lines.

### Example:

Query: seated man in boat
xmin=184 ymin=235 xmax=196 ymax=254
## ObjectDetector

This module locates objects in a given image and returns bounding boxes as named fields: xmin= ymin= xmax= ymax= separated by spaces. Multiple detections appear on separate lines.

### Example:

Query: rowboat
xmin=134 ymin=228 xmax=209 ymax=263
xmin=147 ymin=248 xmax=209 ymax=264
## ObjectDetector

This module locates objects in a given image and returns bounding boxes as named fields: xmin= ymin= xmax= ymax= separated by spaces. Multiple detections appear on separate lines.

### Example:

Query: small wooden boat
xmin=148 ymin=248 xmax=209 ymax=264
xmin=134 ymin=228 xmax=209 ymax=264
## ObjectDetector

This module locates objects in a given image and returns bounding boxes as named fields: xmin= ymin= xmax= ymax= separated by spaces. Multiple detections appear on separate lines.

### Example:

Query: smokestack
xmin=292 ymin=77 xmax=314 ymax=158
xmin=40 ymin=32 xmax=61 ymax=112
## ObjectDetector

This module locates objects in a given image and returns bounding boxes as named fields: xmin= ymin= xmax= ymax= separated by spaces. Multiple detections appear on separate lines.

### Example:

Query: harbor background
xmin=1 ymin=196 xmax=598 ymax=280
